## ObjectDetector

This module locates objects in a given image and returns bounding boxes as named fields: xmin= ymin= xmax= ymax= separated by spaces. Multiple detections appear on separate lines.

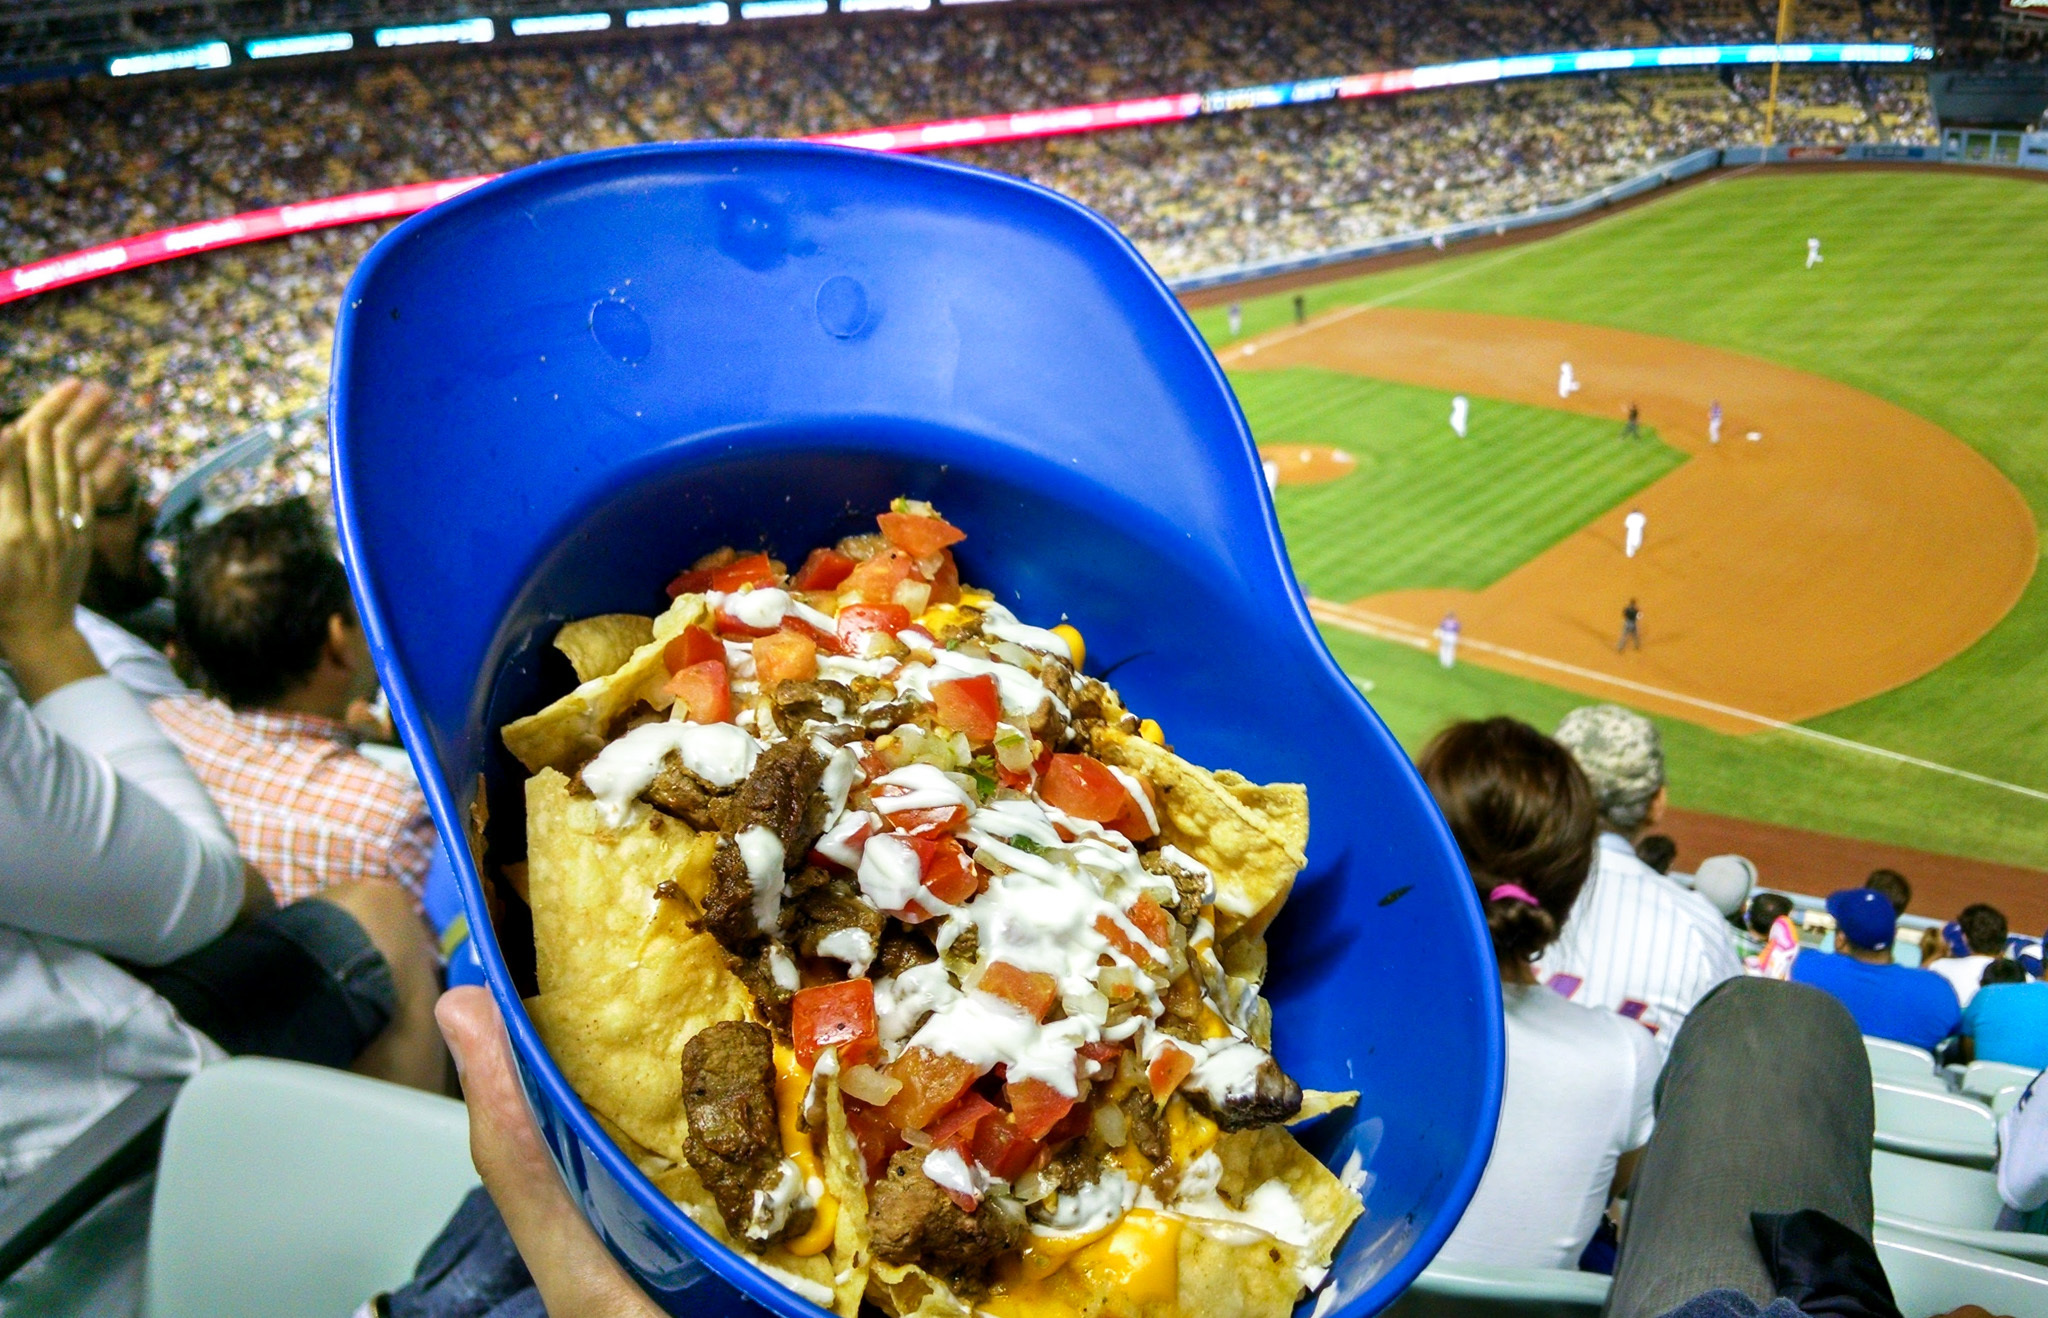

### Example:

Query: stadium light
xmin=625 ymin=3 xmax=728 ymax=26
xmin=740 ymin=0 xmax=825 ymax=16
xmin=373 ymin=17 xmax=496 ymax=47
xmin=107 ymin=41 xmax=230 ymax=77
xmin=246 ymin=32 xmax=356 ymax=59
xmin=841 ymin=0 xmax=930 ymax=9
xmin=510 ymin=12 xmax=613 ymax=34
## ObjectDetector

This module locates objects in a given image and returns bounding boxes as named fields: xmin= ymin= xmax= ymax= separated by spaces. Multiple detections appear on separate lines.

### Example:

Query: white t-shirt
xmin=1438 ymin=983 xmax=1662 ymax=1269
xmin=1535 ymin=834 xmax=1744 ymax=1052
xmin=1929 ymin=955 xmax=1996 ymax=1009
xmin=1998 ymin=1071 xmax=2048 ymax=1212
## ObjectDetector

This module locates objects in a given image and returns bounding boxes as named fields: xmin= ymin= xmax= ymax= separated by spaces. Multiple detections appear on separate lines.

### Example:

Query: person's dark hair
xmin=1634 ymin=834 xmax=1677 ymax=875
xmin=1981 ymin=958 xmax=2026 ymax=988
xmin=175 ymin=498 xmax=351 ymax=708
xmin=1747 ymin=892 xmax=1794 ymax=938
xmin=1419 ymin=717 xmax=1598 ymax=966
xmin=1864 ymin=868 xmax=1911 ymax=917
xmin=1958 ymin=903 xmax=2009 ymax=957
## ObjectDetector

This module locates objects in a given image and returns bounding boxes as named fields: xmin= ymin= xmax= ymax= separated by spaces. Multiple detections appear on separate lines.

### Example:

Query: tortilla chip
xmin=869 ymin=1261 xmax=972 ymax=1318
xmin=503 ymin=594 xmax=707 ymax=774
xmin=641 ymin=1159 xmax=847 ymax=1313
xmin=523 ymin=767 xmax=719 ymax=997
xmin=1211 ymin=1125 xmax=1364 ymax=1269
xmin=1092 ymin=729 xmax=1307 ymax=944
xmin=1176 ymin=1226 xmax=1313 ymax=1318
xmin=556 ymin=613 xmax=657 ymax=683
xmin=822 ymin=1085 xmax=874 ymax=1316
xmin=1289 ymin=1090 xmax=1360 ymax=1125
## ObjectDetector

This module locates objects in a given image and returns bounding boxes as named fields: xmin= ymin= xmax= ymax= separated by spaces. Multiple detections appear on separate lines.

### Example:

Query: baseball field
xmin=1185 ymin=169 xmax=2048 ymax=886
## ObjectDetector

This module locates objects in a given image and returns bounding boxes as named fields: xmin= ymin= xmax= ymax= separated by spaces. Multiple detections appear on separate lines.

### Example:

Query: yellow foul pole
xmin=1765 ymin=0 xmax=1796 ymax=146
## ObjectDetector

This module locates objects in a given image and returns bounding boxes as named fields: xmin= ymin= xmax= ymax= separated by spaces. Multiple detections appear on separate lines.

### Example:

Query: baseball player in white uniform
xmin=1624 ymin=508 xmax=1646 ymax=559
xmin=1806 ymin=236 xmax=1823 ymax=269
xmin=1449 ymin=394 xmax=1469 ymax=439
xmin=1558 ymin=361 xmax=1579 ymax=398
xmin=1709 ymin=400 xmax=1723 ymax=444
xmin=1435 ymin=612 xmax=1460 ymax=669
xmin=1226 ymin=303 xmax=1242 ymax=337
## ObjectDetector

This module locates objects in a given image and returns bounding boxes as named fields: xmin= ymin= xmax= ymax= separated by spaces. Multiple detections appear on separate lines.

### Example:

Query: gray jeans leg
xmin=1603 ymin=977 xmax=1873 ymax=1318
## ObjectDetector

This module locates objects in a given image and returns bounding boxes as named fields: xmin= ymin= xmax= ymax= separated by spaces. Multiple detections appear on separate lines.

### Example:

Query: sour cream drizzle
xmin=580 ymin=721 xmax=761 ymax=827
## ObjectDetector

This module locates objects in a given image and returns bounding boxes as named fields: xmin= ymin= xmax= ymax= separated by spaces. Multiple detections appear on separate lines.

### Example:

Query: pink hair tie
xmin=1489 ymin=884 xmax=1540 ymax=907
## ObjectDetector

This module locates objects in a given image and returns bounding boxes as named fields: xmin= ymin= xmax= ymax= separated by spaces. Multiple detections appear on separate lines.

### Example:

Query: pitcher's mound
xmin=1260 ymin=445 xmax=1358 ymax=485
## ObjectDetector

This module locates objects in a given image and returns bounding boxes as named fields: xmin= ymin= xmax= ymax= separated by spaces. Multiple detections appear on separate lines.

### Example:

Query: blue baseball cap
xmin=1828 ymin=888 xmax=1897 ymax=951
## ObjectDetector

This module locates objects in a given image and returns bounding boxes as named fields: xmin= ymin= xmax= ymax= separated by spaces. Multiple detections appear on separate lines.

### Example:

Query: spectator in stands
xmin=1960 ymin=959 xmax=2048 ymax=1071
xmin=1691 ymin=854 xmax=1756 ymax=929
xmin=1864 ymin=866 xmax=1912 ymax=918
xmin=1928 ymin=902 xmax=2009 ymax=1009
xmin=1421 ymin=717 xmax=1660 ymax=1271
xmin=152 ymin=498 xmax=435 ymax=906
xmin=1633 ymin=833 xmax=1677 ymax=875
xmin=0 ymin=379 xmax=443 ymax=1205
xmin=1996 ymin=1066 xmax=2048 ymax=1235
xmin=1536 ymin=704 xmax=1742 ymax=1050
xmin=1792 ymin=888 xmax=1959 ymax=1052
xmin=1737 ymin=890 xmax=1794 ymax=964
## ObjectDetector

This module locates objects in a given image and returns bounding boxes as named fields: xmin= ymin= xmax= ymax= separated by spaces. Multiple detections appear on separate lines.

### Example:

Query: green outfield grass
xmin=1194 ymin=170 xmax=2048 ymax=869
xmin=1240 ymin=370 xmax=1685 ymax=599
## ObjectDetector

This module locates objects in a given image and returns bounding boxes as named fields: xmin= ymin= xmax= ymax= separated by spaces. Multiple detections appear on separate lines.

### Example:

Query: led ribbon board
xmin=8 ymin=43 xmax=1930 ymax=303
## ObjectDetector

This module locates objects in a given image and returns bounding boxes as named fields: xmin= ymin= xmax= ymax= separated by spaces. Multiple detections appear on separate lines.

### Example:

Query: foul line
xmin=1309 ymin=599 xmax=2048 ymax=804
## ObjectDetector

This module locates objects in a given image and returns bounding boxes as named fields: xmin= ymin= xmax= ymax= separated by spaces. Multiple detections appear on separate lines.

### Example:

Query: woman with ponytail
xmin=1424 ymin=718 xmax=1664 ymax=1270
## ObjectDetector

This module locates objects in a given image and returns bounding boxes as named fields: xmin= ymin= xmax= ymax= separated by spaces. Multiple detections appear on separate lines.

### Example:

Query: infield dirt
xmin=1222 ymin=307 xmax=2038 ymax=735
xmin=1259 ymin=444 xmax=1358 ymax=486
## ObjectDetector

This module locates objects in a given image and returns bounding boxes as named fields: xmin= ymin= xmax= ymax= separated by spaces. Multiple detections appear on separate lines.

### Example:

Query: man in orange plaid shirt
xmin=152 ymin=500 xmax=434 ymax=906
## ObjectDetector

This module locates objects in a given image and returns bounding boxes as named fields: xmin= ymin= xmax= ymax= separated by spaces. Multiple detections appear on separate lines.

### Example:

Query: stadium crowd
xmin=3 ymin=0 xmax=1935 ymax=508
xmin=6 ymin=369 xmax=2046 ymax=1312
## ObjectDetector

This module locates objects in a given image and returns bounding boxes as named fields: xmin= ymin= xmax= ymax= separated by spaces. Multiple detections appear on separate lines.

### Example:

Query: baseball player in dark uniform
xmin=1617 ymin=598 xmax=1643 ymax=651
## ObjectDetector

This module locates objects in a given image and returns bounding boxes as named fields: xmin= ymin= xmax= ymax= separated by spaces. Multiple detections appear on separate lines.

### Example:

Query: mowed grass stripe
xmin=1234 ymin=369 xmax=1682 ymax=599
xmin=1195 ymin=170 xmax=2048 ymax=866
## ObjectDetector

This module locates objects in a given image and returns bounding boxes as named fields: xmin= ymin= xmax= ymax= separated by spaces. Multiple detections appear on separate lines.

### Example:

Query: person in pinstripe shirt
xmin=1533 ymin=705 xmax=1743 ymax=1053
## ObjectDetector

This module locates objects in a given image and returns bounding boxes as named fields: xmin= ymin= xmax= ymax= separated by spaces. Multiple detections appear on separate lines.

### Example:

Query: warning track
xmin=1222 ymin=307 xmax=2037 ymax=735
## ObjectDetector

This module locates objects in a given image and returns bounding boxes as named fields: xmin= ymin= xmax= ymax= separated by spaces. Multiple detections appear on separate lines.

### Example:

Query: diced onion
xmin=1013 ymin=1170 xmax=1055 ymax=1205
xmin=1092 ymin=1099 xmax=1129 ymax=1149
xmin=840 ymin=1063 xmax=902 ymax=1106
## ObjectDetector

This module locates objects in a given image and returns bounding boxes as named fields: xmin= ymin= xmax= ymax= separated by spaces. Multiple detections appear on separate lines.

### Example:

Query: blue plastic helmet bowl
xmin=330 ymin=142 xmax=1499 ymax=1318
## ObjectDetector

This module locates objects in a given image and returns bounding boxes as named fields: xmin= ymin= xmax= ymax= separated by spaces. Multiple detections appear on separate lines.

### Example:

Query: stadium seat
xmin=1875 ymin=1216 xmax=2048 ymax=1266
xmin=1874 ymin=1223 xmax=2048 ymax=1315
xmin=1871 ymin=1149 xmax=2006 ymax=1229
xmin=1992 ymin=1086 xmax=2027 ymax=1117
xmin=1865 ymin=1037 xmax=1947 ymax=1090
xmin=1961 ymin=1061 xmax=2040 ymax=1101
xmin=1871 ymin=1082 xmax=2000 ymax=1167
xmin=143 ymin=1058 xmax=477 ymax=1318
xmin=1381 ymin=1258 xmax=1610 ymax=1318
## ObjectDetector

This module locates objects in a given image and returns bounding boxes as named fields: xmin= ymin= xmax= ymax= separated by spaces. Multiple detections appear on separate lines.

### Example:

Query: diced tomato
xmin=712 ymin=607 xmax=780 ymax=640
xmin=977 ymin=962 xmax=1058 ymax=1022
xmin=777 ymin=613 xmax=844 ymax=656
xmin=969 ymin=1112 xmax=1041 ymax=1182
xmin=791 ymin=547 xmax=859 ymax=592
xmin=925 ymin=1092 xmax=998 ymax=1158
xmin=666 ymin=660 xmax=731 ymax=724
xmin=932 ymin=675 xmax=1000 ymax=745
xmin=1003 ymin=1077 xmax=1078 ymax=1142
xmin=837 ymin=602 xmax=912 ymax=656
xmin=844 ymin=1097 xmax=906 ymax=1183
xmin=708 ymin=553 xmax=780 ymax=592
xmin=1077 ymin=1039 xmax=1126 ymax=1074
xmin=1148 ymin=1044 xmax=1196 ymax=1104
xmin=1095 ymin=895 xmax=1171 ymax=967
xmin=660 ymin=627 xmax=724 ymax=675
xmin=1041 ymin=1098 xmax=1094 ymax=1148
xmin=878 ymin=511 xmax=968 ymax=558
xmin=841 ymin=548 xmax=918 ymax=606
xmin=752 ymin=629 xmax=818 ymax=691
xmin=1108 ymin=776 xmax=1158 ymax=842
xmin=881 ymin=1047 xmax=981 ymax=1131
xmin=886 ymin=804 xmax=969 ymax=836
xmin=1039 ymin=753 xmax=1134 ymax=823
xmin=791 ymin=978 xmax=878 ymax=1071
xmin=665 ymin=566 xmax=716 ymax=598
xmin=901 ymin=836 xmax=979 ymax=912
xmin=928 ymin=551 xmax=961 ymax=607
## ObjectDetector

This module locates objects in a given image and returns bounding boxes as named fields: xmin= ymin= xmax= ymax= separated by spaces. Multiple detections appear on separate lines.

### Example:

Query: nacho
xmin=501 ymin=501 xmax=1361 ymax=1318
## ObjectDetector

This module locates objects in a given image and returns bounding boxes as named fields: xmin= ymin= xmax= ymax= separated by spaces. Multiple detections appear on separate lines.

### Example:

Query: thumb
xmin=435 ymin=987 xmax=665 ymax=1316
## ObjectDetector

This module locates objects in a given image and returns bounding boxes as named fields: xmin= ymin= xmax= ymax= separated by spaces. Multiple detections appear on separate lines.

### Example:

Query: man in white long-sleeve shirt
xmin=0 ymin=380 xmax=443 ymax=1197
xmin=1535 ymin=704 xmax=1743 ymax=1052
